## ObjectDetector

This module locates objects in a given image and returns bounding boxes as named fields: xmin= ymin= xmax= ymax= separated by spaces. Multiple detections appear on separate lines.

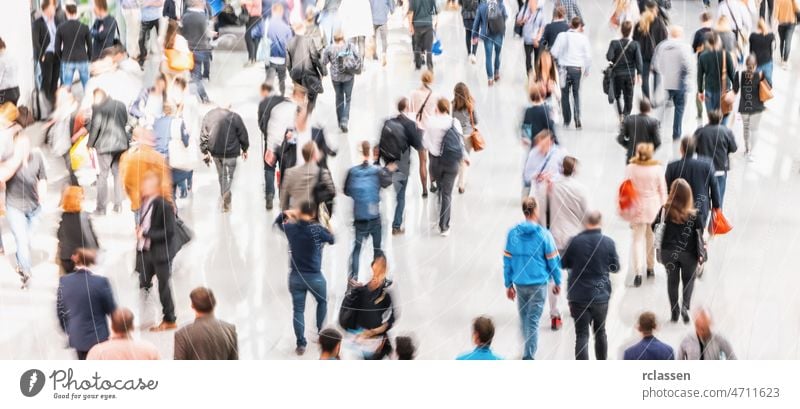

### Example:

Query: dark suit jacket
xmin=665 ymin=156 xmax=720 ymax=226
xmin=618 ymin=114 xmax=661 ymax=162
xmin=174 ymin=316 xmax=239 ymax=360
xmin=57 ymin=211 xmax=100 ymax=260
xmin=32 ymin=14 xmax=66 ymax=61
xmin=88 ymin=97 xmax=129 ymax=154
xmin=139 ymin=196 xmax=176 ymax=264
xmin=57 ymin=269 xmax=117 ymax=352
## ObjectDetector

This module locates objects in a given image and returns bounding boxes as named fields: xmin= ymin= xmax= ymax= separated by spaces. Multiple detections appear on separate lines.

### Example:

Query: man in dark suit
xmin=623 ymin=311 xmax=674 ymax=360
xmin=617 ymin=98 xmax=661 ymax=164
xmin=665 ymin=137 xmax=721 ymax=228
xmin=57 ymin=249 xmax=117 ymax=360
xmin=32 ymin=0 xmax=66 ymax=103
xmin=174 ymin=287 xmax=239 ymax=360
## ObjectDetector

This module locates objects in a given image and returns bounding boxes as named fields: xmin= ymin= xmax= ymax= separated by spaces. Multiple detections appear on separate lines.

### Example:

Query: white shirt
xmin=424 ymin=114 xmax=462 ymax=157
xmin=550 ymin=29 xmax=593 ymax=74
xmin=266 ymin=100 xmax=298 ymax=153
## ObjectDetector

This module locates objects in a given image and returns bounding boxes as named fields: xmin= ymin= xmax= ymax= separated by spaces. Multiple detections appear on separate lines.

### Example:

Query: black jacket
xmin=138 ymin=196 xmax=176 ymax=264
xmin=693 ymin=124 xmax=738 ymax=172
xmin=562 ymin=229 xmax=620 ymax=304
xmin=665 ymin=157 xmax=720 ymax=227
xmin=522 ymin=104 xmax=557 ymax=144
xmin=88 ymin=97 xmax=129 ymax=154
xmin=633 ymin=17 xmax=668 ymax=62
xmin=654 ymin=210 xmax=702 ymax=258
xmin=57 ymin=211 xmax=100 ymax=260
xmin=606 ymin=38 xmax=643 ymax=78
xmin=55 ymin=20 xmax=92 ymax=62
xmin=32 ymin=14 xmax=66 ymax=61
xmin=618 ymin=114 xmax=661 ymax=162
xmin=733 ymin=71 xmax=767 ymax=114
xmin=697 ymin=49 xmax=735 ymax=94
xmin=200 ymin=108 xmax=249 ymax=158
xmin=91 ymin=15 xmax=119 ymax=60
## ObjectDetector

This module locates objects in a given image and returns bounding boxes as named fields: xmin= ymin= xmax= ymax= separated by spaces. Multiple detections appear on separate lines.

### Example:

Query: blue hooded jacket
xmin=344 ymin=162 xmax=393 ymax=221
xmin=503 ymin=221 xmax=561 ymax=288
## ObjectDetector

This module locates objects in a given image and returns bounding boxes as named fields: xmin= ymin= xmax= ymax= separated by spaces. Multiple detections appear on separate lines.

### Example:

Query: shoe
xmin=646 ymin=269 xmax=655 ymax=278
xmin=440 ymin=228 xmax=450 ymax=237
xmin=93 ymin=208 xmax=106 ymax=216
xmin=671 ymin=312 xmax=679 ymax=323
xmin=149 ymin=321 xmax=177 ymax=332
xmin=340 ymin=125 xmax=348 ymax=133
xmin=383 ymin=278 xmax=394 ymax=288
xmin=633 ymin=275 xmax=642 ymax=287
xmin=266 ymin=200 xmax=274 ymax=211
xmin=295 ymin=345 xmax=306 ymax=356
xmin=430 ymin=183 xmax=438 ymax=193
xmin=392 ymin=227 xmax=405 ymax=235
xmin=551 ymin=316 xmax=562 ymax=331
xmin=381 ymin=55 xmax=387 ymax=66
xmin=494 ymin=74 xmax=500 ymax=82
xmin=422 ymin=191 xmax=428 ymax=198
xmin=681 ymin=309 xmax=690 ymax=324
xmin=113 ymin=204 xmax=122 ymax=213
xmin=488 ymin=79 xmax=494 ymax=86
xmin=469 ymin=54 xmax=476 ymax=64
xmin=575 ymin=120 xmax=583 ymax=130
xmin=458 ymin=187 xmax=465 ymax=194
xmin=17 ymin=267 xmax=30 ymax=289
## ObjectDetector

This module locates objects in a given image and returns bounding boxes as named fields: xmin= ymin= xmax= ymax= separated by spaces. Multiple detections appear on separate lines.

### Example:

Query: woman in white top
xmin=408 ymin=70 xmax=438 ymax=197
xmin=0 ymin=38 xmax=19 ymax=105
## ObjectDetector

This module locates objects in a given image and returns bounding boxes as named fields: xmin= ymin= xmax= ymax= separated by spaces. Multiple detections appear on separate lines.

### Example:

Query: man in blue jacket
xmin=344 ymin=141 xmax=395 ymax=282
xmin=456 ymin=316 xmax=502 ymax=360
xmin=471 ymin=0 xmax=508 ymax=85
xmin=503 ymin=197 xmax=561 ymax=360
xmin=370 ymin=0 xmax=395 ymax=65
xmin=623 ymin=312 xmax=675 ymax=360
xmin=562 ymin=211 xmax=620 ymax=360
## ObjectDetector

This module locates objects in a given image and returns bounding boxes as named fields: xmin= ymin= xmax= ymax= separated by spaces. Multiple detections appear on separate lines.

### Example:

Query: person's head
xmin=522 ymin=197 xmax=539 ymax=220
xmin=163 ymin=102 xmax=176 ymax=117
xmin=369 ymin=254 xmax=387 ymax=286
xmin=395 ymin=336 xmax=416 ymax=360
xmin=42 ymin=0 xmax=55 ymax=18
xmin=173 ymin=76 xmax=187 ymax=91
xmin=693 ymin=309 xmax=712 ymax=341
xmin=745 ymin=53 xmax=757 ymax=73
xmin=260 ymin=83 xmax=273 ymax=99
xmin=757 ymin=18 xmax=769 ymax=34
xmin=140 ymin=170 xmax=162 ymax=198
xmin=92 ymin=88 xmax=108 ymax=105
xmin=71 ymin=248 xmax=97 ymax=268
xmin=190 ymin=287 xmax=217 ymax=316
xmin=293 ymin=21 xmax=307 ymax=35
xmin=64 ymin=1 xmax=78 ymax=17
xmin=583 ymin=210 xmax=602 ymax=229
xmin=110 ymin=308 xmax=135 ymax=336
xmin=670 ymin=25 xmax=684 ymax=40
xmin=666 ymin=178 xmax=696 ymax=223
xmin=529 ymin=82 xmax=544 ymax=103
xmin=716 ymin=15 xmax=731 ymax=32
xmin=534 ymin=129 xmax=554 ymax=152
xmin=621 ymin=20 xmax=633 ymax=38
xmin=94 ymin=0 xmax=108 ymax=15
xmin=452 ymin=82 xmax=473 ymax=112
xmin=292 ymin=84 xmax=308 ymax=103
xmin=305 ymin=6 xmax=316 ymax=24
xmin=360 ymin=140 xmax=371 ymax=161
xmin=706 ymin=32 xmax=718 ymax=50
xmin=639 ymin=97 xmax=652 ymax=114
xmin=700 ymin=11 xmax=712 ymax=26
xmin=630 ymin=142 xmax=656 ymax=165
xmin=562 ymin=156 xmax=578 ymax=177
xmin=707 ymin=109 xmax=722 ymax=125
xmin=420 ymin=70 xmax=434 ymax=86
xmin=318 ymin=328 xmax=342 ymax=358
xmin=637 ymin=311 xmax=658 ymax=336
xmin=645 ymin=0 xmax=659 ymax=13
xmin=570 ymin=16 xmax=583 ymax=30
xmin=435 ymin=98 xmax=450 ymax=115
xmin=553 ymin=5 xmax=566 ymax=20
xmin=679 ymin=136 xmax=696 ymax=158
xmin=301 ymin=141 xmax=318 ymax=163
xmin=472 ymin=316 xmax=495 ymax=347
xmin=299 ymin=201 xmax=317 ymax=219
xmin=0 ymin=37 xmax=6 ymax=52
xmin=397 ymin=97 xmax=409 ymax=113
xmin=272 ymin=2 xmax=284 ymax=17
xmin=333 ymin=30 xmax=345 ymax=43
xmin=61 ymin=186 xmax=84 ymax=213
xmin=528 ymin=0 xmax=538 ymax=10
xmin=639 ymin=9 xmax=655 ymax=33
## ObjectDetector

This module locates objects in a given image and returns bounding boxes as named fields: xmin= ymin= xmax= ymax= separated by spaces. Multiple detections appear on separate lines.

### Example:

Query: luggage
xmin=336 ymin=44 xmax=362 ymax=75
xmin=338 ymin=287 xmax=361 ymax=330
xmin=30 ymin=87 xmax=51 ymax=121
xmin=167 ymin=118 xmax=195 ymax=171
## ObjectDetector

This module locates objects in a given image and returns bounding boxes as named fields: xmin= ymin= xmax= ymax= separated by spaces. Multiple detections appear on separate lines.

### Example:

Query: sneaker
xmin=469 ymin=54 xmax=476 ymax=64
xmin=670 ymin=312 xmax=680 ymax=323
xmin=113 ymin=204 xmax=122 ymax=213
xmin=149 ymin=321 xmax=177 ymax=332
xmin=494 ymin=74 xmax=500 ymax=82
xmin=295 ymin=345 xmax=306 ymax=356
xmin=575 ymin=120 xmax=583 ymax=130
xmin=392 ymin=227 xmax=405 ymax=235
xmin=551 ymin=316 xmax=562 ymax=331
xmin=430 ymin=183 xmax=438 ymax=193
xmin=440 ymin=228 xmax=450 ymax=237
xmin=646 ymin=268 xmax=655 ymax=278
xmin=488 ymin=79 xmax=494 ymax=86
xmin=633 ymin=275 xmax=642 ymax=287
xmin=422 ymin=191 xmax=428 ymax=198
xmin=458 ymin=187 xmax=465 ymax=194
xmin=681 ymin=309 xmax=691 ymax=324
xmin=266 ymin=200 xmax=274 ymax=211
xmin=340 ymin=125 xmax=349 ymax=133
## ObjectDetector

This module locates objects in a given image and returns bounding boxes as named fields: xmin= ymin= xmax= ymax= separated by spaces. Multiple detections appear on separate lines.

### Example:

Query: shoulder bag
xmin=721 ymin=51 xmax=735 ymax=115
xmin=468 ymin=109 xmax=485 ymax=152
xmin=653 ymin=207 xmax=667 ymax=264
xmin=416 ymin=89 xmax=433 ymax=122
xmin=603 ymin=39 xmax=632 ymax=102
xmin=514 ymin=0 xmax=532 ymax=37
xmin=758 ymin=72 xmax=773 ymax=102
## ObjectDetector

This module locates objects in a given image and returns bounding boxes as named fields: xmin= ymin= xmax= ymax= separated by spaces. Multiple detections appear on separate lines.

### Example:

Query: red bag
xmin=709 ymin=208 xmax=733 ymax=235
xmin=618 ymin=179 xmax=638 ymax=215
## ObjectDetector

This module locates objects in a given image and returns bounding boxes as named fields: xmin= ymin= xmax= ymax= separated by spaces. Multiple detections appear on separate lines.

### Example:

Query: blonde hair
xmin=716 ymin=15 xmax=732 ymax=32
xmin=421 ymin=70 xmax=434 ymax=86
xmin=629 ymin=143 xmax=659 ymax=165
xmin=61 ymin=186 xmax=84 ymax=213
xmin=638 ymin=10 xmax=655 ymax=33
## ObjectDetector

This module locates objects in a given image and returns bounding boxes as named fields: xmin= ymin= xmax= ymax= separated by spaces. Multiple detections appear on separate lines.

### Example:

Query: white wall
xmin=1 ymin=0 xmax=35 ymax=105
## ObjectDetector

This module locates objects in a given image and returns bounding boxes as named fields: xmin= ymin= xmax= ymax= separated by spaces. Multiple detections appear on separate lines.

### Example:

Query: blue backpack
xmin=439 ymin=121 xmax=464 ymax=165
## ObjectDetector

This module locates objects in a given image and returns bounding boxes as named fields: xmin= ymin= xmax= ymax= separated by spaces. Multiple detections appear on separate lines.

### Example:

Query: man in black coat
xmin=32 ymin=0 xmax=66 ymax=103
xmin=137 ymin=192 xmax=178 ymax=332
xmin=88 ymin=89 xmax=129 ymax=215
xmin=200 ymin=106 xmax=249 ymax=212
xmin=665 ymin=137 xmax=721 ymax=228
xmin=693 ymin=109 xmax=737 ymax=204
xmin=617 ymin=98 xmax=661 ymax=164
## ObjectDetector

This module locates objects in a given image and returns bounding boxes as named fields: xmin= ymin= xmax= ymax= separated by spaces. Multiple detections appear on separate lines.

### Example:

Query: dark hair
xmin=583 ymin=210 xmax=602 ymax=226
xmin=638 ymin=312 xmax=657 ymax=334
xmin=360 ymin=140 xmax=371 ymax=158
xmin=41 ymin=0 xmax=53 ymax=10
xmin=473 ymin=316 xmax=495 ymax=346
xmin=522 ymin=197 xmax=538 ymax=218
xmin=553 ymin=5 xmax=566 ymax=19
xmin=700 ymin=11 xmax=712 ymax=23
xmin=707 ymin=109 xmax=722 ymax=125
xmin=301 ymin=141 xmax=316 ymax=162
xmin=95 ymin=0 xmax=108 ymax=11
xmin=261 ymin=82 xmax=273 ymax=93
xmin=707 ymin=32 xmax=718 ymax=47
xmin=639 ymin=97 xmax=652 ymax=114
xmin=562 ymin=156 xmax=577 ymax=177
xmin=436 ymin=98 xmax=450 ymax=114
xmin=534 ymin=129 xmax=553 ymax=145
xmin=72 ymin=248 xmax=97 ymax=266
xmin=679 ymin=136 xmax=696 ymax=157
xmin=0 ymin=37 xmax=5 ymax=51
xmin=66 ymin=4 xmax=78 ymax=14
xmin=452 ymin=82 xmax=474 ymax=113
xmin=111 ymin=308 xmax=135 ymax=334
xmin=190 ymin=287 xmax=217 ymax=313
xmin=621 ymin=20 xmax=633 ymax=37
xmin=397 ymin=97 xmax=408 ymax=113
xmin=299 ymin=201 xmax=317 ymax=217
xmin=529 ymin=83 xmax=543 ymax=102
xmin=319 ymin=328 xmax=342 ymax=353
xmin=174 ymin=76 xmax=188 ymax=89
xmin=395 ymin=336 xmax=416 ymax=360
xmin=570 ymin=16 xmax=583 ymax=29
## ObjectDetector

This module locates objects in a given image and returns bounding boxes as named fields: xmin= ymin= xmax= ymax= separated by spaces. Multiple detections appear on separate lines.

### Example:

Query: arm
xmin=279 ymin=176 xmax=290 ymax=210
xmin=652 ymin=120 xmax=662 ymax=150
xmin=180 ymin=121 xmax=190 ymax=147
xmin=273 ymin=212 xmax=287 ymax=231
xmin=503 ymin=231 xmax=513 ymax=288
xmin=85 ymin=25 xmax=93 ymax=60
xmin=657 ymin=166 xmax=668 ymax=204
xmin=696 ymin=55 xmax=705 ymax=93
xmin=560 ymin=240 xmax=574 ymax=270
xmin=343 ymin=168 xmax=353 ymax=198
xmin=606 ymin=41 xmax=616 ymax=62
xmin=199 ymin=116 xmax=210 ymax=155
xmin=229 ymin=327 xmax=239 ymax=360
xmin=378 ymin=167 xmax=393 ymax=188
xmin=471 ymin=8 xmax=482 ymax=39
xmin=129 ymin=90 xmax=147 ymax=118
xmin=144 ymin=199 xmax=176 ymax=242
xmin=56 ymin=280 xmax=67 ymax=332
xmin=54 ymin=28 xmax=63 ymax=61
xmin=709 ymin=166 xmax=721 ymax=210
xmin=236 ymin=114 xmax=249 ymax=153
xmin=317 ymin=225 xmax=335 ymax=245
xmin=608 ymin=240 xmax=621 ymax=273
xmin=732 ymin=72 xmax=740 ymax=93
xmin=544 ymin=233 xmax=561 ymax=286
xmin=101 ymin=278 xmax=117 ymax=316
xmin=726 ymin=129 xmax=738 ymax=154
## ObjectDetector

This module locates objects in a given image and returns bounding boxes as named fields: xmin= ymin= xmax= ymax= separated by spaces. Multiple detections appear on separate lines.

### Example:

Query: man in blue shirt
xmin=456 ymin=316 xmax=502 ymax=360
xmin=274 ymin=202 xmax=335 ymax=356
xmin=623 ymin=312 xmax=675 ymax=360
xmin=503 ymin=197 xmax=561 ymax=360
xmin=138 ymin=0 xmax=164 ymax=68
xmin=266 ymin=2 xmax=293 ymax=96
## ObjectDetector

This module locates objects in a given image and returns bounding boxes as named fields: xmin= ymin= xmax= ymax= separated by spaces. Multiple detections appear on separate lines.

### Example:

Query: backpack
xmin=338 ymin=287 xmax=361 ymax=330
xmin=336 ymin=43 xmax=362 ymax=75
xmin=313 ymin=166 xmax=336 ymax=208
xmin=439 ymin=121 xmax=464 ymax=165
xmin=378 ymin=117 xmax=409 ymax=163
xmin=277 ymin=136 xmax=298 ymax=181
xmin=462 ymin=0 xmax=479 ymax=12
xmin=487 ymin=0 xmax=505 ymax=36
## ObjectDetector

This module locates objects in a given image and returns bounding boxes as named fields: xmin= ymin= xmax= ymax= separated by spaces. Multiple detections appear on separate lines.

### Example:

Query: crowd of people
xmin=0 ymin=0 xmax=792 ymax=360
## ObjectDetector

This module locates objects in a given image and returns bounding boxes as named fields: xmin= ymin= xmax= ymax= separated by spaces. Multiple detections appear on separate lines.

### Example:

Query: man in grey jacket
xmin=181 ymin=0 xmax=213 ymax=103
xmin=174 ymin=287 xmax=239 ymax=360
xmin=280 ymin=142 xmax=335 ymax=212
xmin=678 ymin=309 xmax=736 ymax=360
xmin=652 ymin=25 xmax=694 ymax=141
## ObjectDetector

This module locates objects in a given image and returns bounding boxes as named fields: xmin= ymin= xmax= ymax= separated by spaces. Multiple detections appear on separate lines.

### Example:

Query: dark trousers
xmin=265 ymin=62 xmax=287 ymax=96
xmin=307 ymin=89 xmax=319 ymax=114
xmin=191 ymin=50 xmax=211 ymax=102
xmin=665 ymin=250 xmax=698 ymax=319
xmin=569 ymin=302 xmax=609 ymax=360
xmin=77 ymin=350 xmax=89 ymax=360
xmin=332 ymin=79 xmax=354 ymax=127
xmin=171 ymin=168 xmax=192 ymax=201
xmin=350 ymin=218 xmax=383 ymax=280
xmin=264 ymin=162 xmax=276 ymax=204
xmin=463 ymin=18 xmax=477 ymax=56
xmin=40 ymin=52 xmax=60 ymax=103
xmin=137 ymin=251 xmax=176 ymax=323
xmin=289 ymin=273 xmax=327 ymax=347
xmin=666 ymin=89 xmax=686 ymax=140
xmin=613 ymin=75 xmax=634 ymax=116
xmin=760 ymin=0 xmax=775 ymax=24
xmin=641 ymin=59 xmax=658 ymax=99
xmin=431 ymin=156 xmax=459 ymax=231
xmin=213 ymin=157 xmax=237 ymax=207
xmin=524 ymin=43 xmax=539 ymax=74
xmin=392 ymin=176 xmax=408 ymax=229
xmin=0 ymin=87 xmax=20 ymax=105
xmin=778 ymin=23 xmax=796 ymax=62
xmin=138 ymin=18 xmax=160 ymax=65
xmin=244 ymin=16 xmax=261 ymax=61
xmin=561 ymin=67 xmax=582 ymax=125
xmin=413 ymin=25 xmax=434 ymax=70
xmin=716 ymin=174 xmax=727 ymax=206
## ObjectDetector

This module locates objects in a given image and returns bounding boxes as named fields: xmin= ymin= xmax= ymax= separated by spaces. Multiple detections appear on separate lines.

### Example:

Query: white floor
xmin=2 ymin=1 xmax=800 ymax=359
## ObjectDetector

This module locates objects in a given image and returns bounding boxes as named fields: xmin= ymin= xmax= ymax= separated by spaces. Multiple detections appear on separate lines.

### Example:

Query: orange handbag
xmin=468 ymin=110 xmax=485 ymax=152
xmin=618 ymin=179 xmax=638 ymax=214
xmin=709 ymin=208 xmax=733 ymax=235
xmin=165 ymin=49 xmax=195 ymax=72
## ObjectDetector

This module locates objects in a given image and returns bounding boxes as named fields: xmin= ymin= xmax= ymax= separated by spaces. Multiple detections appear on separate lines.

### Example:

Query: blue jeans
xmin=6 ymin=205 xmax=41 ymax=274
xmin=666 ymin=90 xmax=686 ymax=140
xmin=392 ymin=176 xmax=408 ymax=229
xmin=289 ymin=273 xmax=327 ymax=347
xmin=515 ymin=283 xmax=547 ymax=360
xmin=716 ymin=174 xmax=727 ymax=206
xmin=350 ymin=218 xmax=383 ymax=280
xmin=703 ymin=90 xmax=730 ymax=125
xmin=60 ymin=61 xmax=90 ymax=90
xmin=332 ymin=79 xmax=354 ymax=127
xmin=191 ymin=50 xmax=211 ymax=102
xmin=482 ymin=34 xmax=503 ymax=78
xmin=757 ymin=62 xmax=773 ymax=85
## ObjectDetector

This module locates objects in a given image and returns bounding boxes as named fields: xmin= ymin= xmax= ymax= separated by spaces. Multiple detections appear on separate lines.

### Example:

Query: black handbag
xmin=514 ymin=0 xmax=531 ymax=37
xmin=169 ymin=216 xmax=194 ymax=258
xmin=313 ymin=166 xmax=336 ymax=206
